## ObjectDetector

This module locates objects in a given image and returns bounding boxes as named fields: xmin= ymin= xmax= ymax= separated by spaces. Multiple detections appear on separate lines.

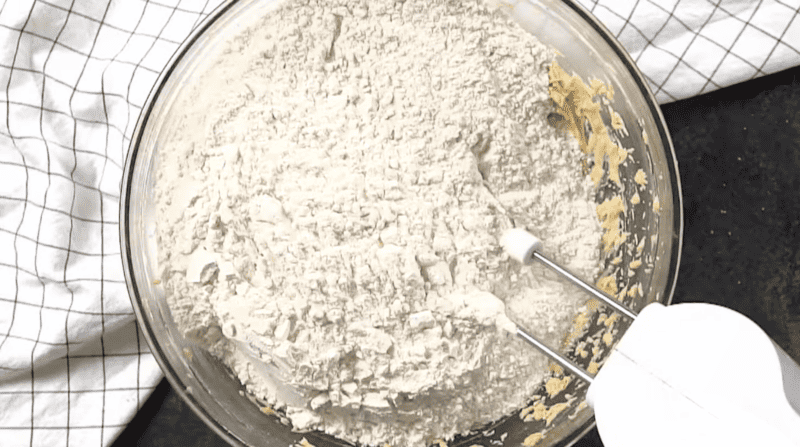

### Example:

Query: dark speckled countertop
xmin=113 ymin=65 xmax=800 ymax=447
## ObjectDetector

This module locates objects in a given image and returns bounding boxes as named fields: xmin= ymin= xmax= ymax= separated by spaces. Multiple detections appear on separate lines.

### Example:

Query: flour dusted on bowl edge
xmin=154 ymin=0 xmax=604 ymax=445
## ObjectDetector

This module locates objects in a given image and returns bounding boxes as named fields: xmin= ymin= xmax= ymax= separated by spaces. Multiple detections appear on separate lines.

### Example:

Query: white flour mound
xmin=155 ymin=0 xmax=603 ymax=445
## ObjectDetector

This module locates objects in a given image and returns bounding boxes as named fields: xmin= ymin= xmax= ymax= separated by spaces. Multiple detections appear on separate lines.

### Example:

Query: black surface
xmin=114 ymin=65 xmax=800 ymax=447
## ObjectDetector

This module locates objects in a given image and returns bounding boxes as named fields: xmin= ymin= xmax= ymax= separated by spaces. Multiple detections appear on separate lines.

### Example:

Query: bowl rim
xmin=119 ymin=1 xmax=248 ymax=445
xmin=119 ymin=0 xmax=684 ymax=445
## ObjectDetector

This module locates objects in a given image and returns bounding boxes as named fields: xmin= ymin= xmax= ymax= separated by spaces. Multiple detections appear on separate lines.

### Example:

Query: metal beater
xmin=501 ymin=228 xmax=800 ymax=447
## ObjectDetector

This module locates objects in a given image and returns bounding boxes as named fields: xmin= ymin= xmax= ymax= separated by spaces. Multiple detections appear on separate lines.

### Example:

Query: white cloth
xmin=576 ymin=0 xmax=800 ymax=102
xmin=0 ymin=0 xmax=224 ymax=445
xmin=0 ymin=0 xmax=798 ymax=446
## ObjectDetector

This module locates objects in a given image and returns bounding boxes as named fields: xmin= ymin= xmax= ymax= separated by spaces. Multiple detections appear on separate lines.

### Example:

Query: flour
xmin=155 ymin=0 xmax=603 ymax=445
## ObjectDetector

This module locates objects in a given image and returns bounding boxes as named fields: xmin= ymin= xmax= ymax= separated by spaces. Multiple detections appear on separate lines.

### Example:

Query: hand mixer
xmin=500 ymin=228 xmax=800 ymax=447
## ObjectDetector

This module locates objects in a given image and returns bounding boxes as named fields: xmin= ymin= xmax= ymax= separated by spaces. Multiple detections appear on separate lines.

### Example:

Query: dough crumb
xmin=548 ymin=63 xmax=626 ymax=186
xmin=596 ymin=275 xmax=618 ymax=296
xmin=523 ymin=432 xmax=544 ymax=446
xmin=634 ymin=169 xmax=647 ymax=186
xmin=545 ymin=376 xmax=571 ymax=397
xmin=596 ymin=197 xmax=627 ymax=252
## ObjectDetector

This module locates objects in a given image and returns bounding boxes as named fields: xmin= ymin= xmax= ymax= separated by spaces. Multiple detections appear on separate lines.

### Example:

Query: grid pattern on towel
xmin=576 ymin=0 xmax=800 ymax=102
xmin=0 ymin=0 xmax=224 ymax=445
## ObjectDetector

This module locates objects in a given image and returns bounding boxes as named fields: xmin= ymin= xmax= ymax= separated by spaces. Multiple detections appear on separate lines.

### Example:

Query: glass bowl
xmin=120 ymin=0 xmax=683 ymax=446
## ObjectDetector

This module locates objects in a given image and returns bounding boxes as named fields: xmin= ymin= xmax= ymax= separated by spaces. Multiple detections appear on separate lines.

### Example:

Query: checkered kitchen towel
xmin=0 ymin=0 xmax=798 ymax=446
xmin=580 ymin=0 xmax=800 ymax=102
